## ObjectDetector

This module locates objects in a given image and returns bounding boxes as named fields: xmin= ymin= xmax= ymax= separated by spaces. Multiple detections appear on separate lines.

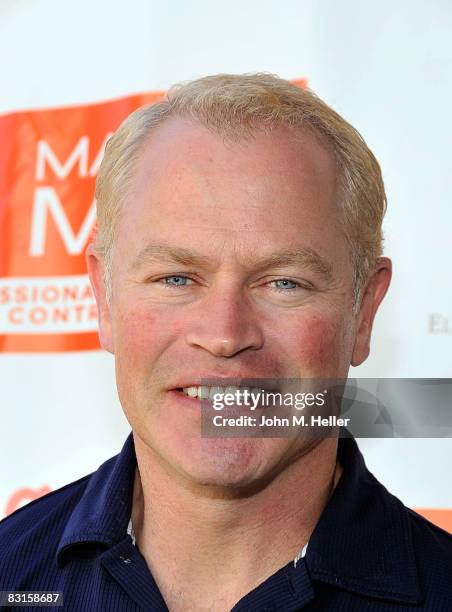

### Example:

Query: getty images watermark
xmin=197 ymin=378 xmax=452 ymax=438
xmin=208 ymin=386 xmax=348 ymax=428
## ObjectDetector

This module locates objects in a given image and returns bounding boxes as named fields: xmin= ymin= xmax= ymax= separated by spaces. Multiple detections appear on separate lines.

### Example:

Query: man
xmin=0 ymin=73 xmax=450 ymax=611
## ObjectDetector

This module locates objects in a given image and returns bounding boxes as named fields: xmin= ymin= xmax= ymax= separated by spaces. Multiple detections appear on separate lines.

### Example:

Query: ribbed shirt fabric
xmin=1 ymin=433 xmax=451 ymax=611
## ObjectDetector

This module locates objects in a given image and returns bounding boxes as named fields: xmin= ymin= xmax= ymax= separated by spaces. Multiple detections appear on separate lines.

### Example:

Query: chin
xmin=135 ymin=413 xmax=291 ymax=491
xmin=182 ymin=465 xmax=263 ymax=492
xmin=171 ymin=436 xmax=284 ymax=491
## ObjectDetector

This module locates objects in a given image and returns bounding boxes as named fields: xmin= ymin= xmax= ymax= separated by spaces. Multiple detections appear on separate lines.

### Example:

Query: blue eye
xmin=272 ymin=279 xmax=299 ymax=290
xmin=164 ymin=275 xmax=190 ymax=286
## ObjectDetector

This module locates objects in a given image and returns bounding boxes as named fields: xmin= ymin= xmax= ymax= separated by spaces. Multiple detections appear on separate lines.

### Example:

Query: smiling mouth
xmin=175 ymin=385 xmax=263 ymax=400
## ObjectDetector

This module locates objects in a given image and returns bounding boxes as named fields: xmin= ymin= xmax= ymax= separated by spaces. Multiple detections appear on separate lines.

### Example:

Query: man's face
xmin=89 ymin=117 xmax=388 ymax=488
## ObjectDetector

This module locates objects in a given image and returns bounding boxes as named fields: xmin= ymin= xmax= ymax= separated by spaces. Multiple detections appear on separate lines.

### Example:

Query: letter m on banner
xmin=0 ymin=91 xmax=164 ymax=352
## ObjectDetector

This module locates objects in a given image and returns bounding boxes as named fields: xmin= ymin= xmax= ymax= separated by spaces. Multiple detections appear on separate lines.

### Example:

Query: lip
xmin=168 ymin=374 xmax=281 ymax=392
xmin=168 ymin=388 xmax=204 ymax=411
xmin=168 ymin=388 xmax=260 ymax=417
xmin=167 ymin=388 xmax=238 ymax=413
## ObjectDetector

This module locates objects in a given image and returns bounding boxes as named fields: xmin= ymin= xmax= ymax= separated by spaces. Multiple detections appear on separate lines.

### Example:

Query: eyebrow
xmin=130 ymin=243 xmax=334 ymax=282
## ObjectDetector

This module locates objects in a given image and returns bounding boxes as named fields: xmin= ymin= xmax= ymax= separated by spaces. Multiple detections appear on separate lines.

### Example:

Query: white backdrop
xmin=1 ymin=0 xmax=451 ymax=526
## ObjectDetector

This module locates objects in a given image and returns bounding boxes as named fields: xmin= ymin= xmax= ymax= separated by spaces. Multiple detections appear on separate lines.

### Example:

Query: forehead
xmin=115 ymin=116 xmax=344 ymax=266
xmin=129 ymin=116 xmax=337 ymax=201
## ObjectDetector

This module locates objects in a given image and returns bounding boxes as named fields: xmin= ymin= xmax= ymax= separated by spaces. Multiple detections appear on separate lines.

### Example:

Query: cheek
xmin=287 ymin=312 xmax=350 ymax=374
xmin=117 ymin=308 xmax=156 ymax=357
xmin=113 ymin=301 xmax=185 ymax=365
xmin=112 ymin=304 xmax=170 ymax=415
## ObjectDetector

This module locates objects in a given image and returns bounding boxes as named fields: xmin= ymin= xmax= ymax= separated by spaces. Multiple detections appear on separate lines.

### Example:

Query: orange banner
xmin=415 ymin=508 xmax=452 ymax=534
xmin=0 ymin=91 xmax=164 ymax=352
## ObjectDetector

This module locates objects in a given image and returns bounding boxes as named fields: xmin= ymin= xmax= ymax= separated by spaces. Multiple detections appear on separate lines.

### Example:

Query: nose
xmin=185 ymin=285 xmax=264 ymax=357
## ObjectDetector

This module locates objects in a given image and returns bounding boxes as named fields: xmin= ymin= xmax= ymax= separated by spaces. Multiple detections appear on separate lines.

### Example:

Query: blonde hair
xmin=94 ymin=73 xmax=386 ymax=307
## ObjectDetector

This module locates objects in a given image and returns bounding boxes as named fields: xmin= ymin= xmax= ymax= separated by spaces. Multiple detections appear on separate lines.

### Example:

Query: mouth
xmin=174 ymin=385 xmax=263 ymax=401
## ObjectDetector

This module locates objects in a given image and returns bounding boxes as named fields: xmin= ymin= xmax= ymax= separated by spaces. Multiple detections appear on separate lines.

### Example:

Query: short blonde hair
xmin=94 ymin=73 xmax=386 ymax=307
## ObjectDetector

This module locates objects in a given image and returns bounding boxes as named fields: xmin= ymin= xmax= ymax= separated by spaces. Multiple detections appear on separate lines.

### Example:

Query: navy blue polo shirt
xmin=1 ymin=433 xmax=451 ymax=611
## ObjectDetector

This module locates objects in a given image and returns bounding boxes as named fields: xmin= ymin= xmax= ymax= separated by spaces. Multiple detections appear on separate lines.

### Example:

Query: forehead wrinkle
xmin=129 ymin=242 xmax=334 ymax=282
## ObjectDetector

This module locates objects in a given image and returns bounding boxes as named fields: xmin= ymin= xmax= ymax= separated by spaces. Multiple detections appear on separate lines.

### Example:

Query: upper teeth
xmin=182 ymin=386 xmax=261 ymax=400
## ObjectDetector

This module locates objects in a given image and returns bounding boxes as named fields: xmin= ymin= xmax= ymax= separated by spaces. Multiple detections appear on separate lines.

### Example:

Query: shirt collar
xmin=56 ymin=434 xmax=136 ymax=566
xmin=305 ymin=433 xmax=422 ymax=605
xmin=56 ymin=432 xmax=422 ymax=605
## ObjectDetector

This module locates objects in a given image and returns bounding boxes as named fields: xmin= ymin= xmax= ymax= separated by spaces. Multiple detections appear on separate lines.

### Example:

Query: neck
xmin=130 ymin=434 xmax=342 ymax=609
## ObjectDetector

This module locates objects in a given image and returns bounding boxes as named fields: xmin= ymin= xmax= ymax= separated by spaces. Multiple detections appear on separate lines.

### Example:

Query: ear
xmin=86 ymin=243 xmax=114 ymax=354
xmin=351 ymin=257 xmax=392 ymax=366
